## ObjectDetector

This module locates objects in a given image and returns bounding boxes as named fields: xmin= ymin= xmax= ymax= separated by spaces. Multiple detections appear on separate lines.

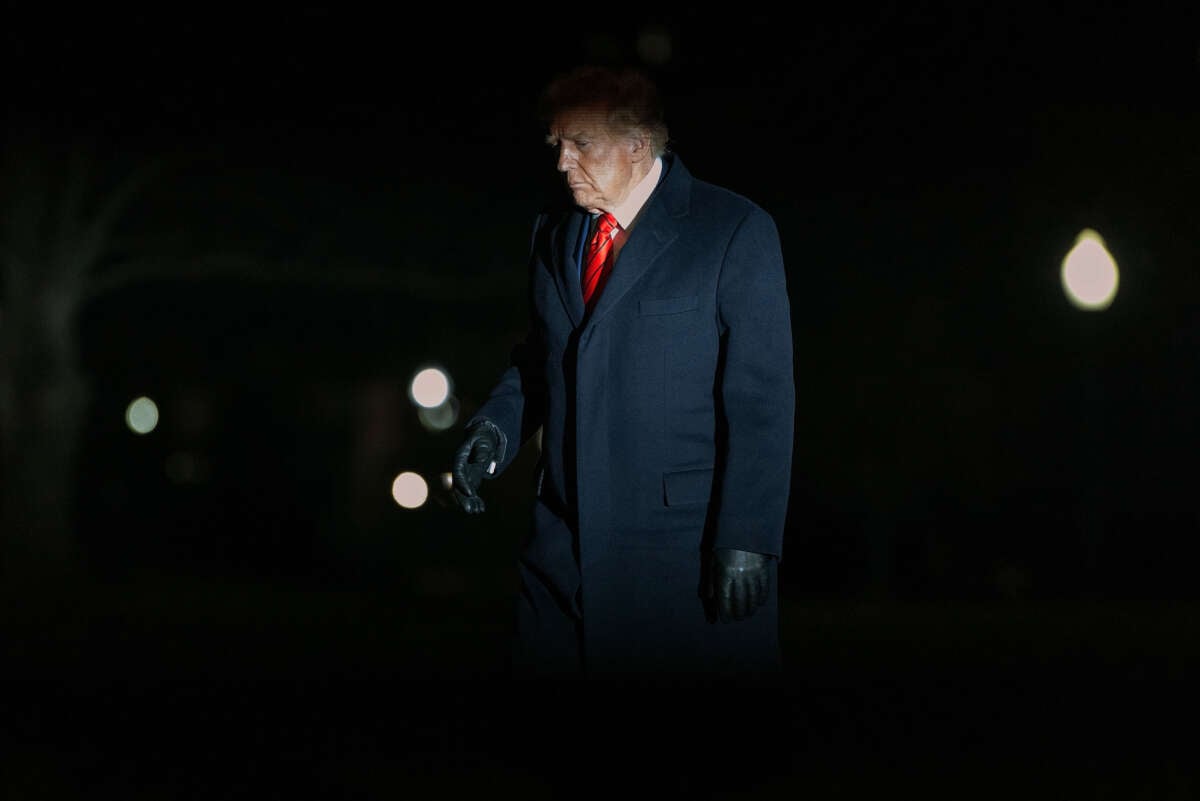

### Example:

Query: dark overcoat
xmin=471 ymin=154 xmax=795 ymax=680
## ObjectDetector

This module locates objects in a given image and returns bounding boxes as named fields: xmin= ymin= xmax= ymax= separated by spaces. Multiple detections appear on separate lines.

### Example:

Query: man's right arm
xmin=449 ymin=211 xmax=551 ymax=512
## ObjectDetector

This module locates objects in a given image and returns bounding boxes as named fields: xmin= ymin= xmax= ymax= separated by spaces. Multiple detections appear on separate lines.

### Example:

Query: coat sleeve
xmin=711 ymin=207 xmax=795 ymax=558
xmin=465 ymin=212 xmax=550 ymax=474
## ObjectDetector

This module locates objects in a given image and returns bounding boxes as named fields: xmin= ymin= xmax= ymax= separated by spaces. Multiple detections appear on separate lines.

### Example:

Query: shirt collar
xmin=609 ymin=156 xmax=663 ymax=231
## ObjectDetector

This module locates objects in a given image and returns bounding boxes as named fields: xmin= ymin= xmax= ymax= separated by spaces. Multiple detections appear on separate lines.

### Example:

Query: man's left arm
xmin=705 ymin=208 xmax=794 ymax=622
xmin=712 ymin=207 xmax=795 ymax=558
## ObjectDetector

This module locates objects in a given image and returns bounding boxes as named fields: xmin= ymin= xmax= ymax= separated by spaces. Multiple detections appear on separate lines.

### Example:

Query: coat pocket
xmin=640 ymin=295 xmax=699 ymax=316
xmin=662 ymin=467 xmax=714 ymax=507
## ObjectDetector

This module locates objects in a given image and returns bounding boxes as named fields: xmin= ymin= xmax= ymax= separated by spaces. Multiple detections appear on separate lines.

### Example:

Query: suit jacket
xmin=472 ymin=153 xmax=795 ymax=678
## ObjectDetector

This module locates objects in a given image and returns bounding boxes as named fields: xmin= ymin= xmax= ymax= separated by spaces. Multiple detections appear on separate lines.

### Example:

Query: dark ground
xmin=5 ymin=574 xmax=1197 ymax=800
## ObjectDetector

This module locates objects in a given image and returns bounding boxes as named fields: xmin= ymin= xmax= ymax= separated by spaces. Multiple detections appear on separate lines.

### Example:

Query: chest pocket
xmin=639 ymin=296 xmax=699 ymax=316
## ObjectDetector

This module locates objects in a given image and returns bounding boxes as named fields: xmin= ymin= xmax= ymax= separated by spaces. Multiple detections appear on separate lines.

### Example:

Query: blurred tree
xmin=0 ymin=131 xmax=157 ymax=577
xmin=0 ymin=127 xmax=522 ymax=581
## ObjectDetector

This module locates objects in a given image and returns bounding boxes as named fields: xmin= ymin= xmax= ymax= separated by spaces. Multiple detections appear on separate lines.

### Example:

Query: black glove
xmin=451 ymin=420 xmax=502 ymax=514
xmin=706 ymin=548 xmax=773 ymax=623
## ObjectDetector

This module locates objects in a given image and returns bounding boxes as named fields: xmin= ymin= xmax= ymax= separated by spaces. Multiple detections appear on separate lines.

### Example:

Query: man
xmin=452 ymin=64 xmax=795 ymax=683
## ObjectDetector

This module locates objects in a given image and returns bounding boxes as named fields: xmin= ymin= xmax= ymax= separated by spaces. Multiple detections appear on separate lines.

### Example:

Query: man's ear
xmin=629 ymin=133 xmax=651 ymax=162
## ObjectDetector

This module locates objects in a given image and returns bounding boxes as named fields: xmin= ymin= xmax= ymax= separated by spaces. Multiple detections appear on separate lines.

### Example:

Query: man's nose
xmin=557 ymin=150 xmax=575 ymax=172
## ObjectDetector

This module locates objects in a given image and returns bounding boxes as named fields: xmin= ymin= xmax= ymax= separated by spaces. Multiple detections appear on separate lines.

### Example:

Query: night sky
xmin=5 ymin=4 xmax=1200 ymax=795
xmin=7 ymin=5 xmax=1200 ymax=591
xmin=14 ymin=3 xmax=1195 ymax=592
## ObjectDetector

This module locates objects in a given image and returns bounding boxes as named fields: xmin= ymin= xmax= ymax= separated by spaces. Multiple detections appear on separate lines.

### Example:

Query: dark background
xmin=4 ymin=3 xmax=1200 ymax=798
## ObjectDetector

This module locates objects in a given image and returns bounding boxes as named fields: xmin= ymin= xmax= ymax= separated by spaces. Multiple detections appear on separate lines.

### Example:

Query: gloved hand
xmin=451 ymin=420 xmax=502 ymax=514
xmin=706 ymin=548 xmax=773 ymax=623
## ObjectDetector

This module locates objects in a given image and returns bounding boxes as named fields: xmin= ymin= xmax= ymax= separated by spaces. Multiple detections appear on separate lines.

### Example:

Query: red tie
xmin=582 ymin=213 xmax=619 ymax=307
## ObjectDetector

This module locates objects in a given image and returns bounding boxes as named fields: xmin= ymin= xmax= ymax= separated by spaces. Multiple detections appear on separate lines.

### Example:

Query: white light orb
xmin=410 ymin=367 xmax=451 ymax=409
xmin=125 ymin=396 xmax=159 ymax=435
xmin=391 ymin=471 xmax=429 ymax=509
xmin=1061 ymin=229 xmax=1119 ymax=311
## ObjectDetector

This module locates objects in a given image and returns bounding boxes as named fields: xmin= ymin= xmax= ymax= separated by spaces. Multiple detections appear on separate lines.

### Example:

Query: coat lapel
xmin=550 ymin=211 xmax=588 ymax=328
xmin=585 ymin=155 xmax=690 ymax=329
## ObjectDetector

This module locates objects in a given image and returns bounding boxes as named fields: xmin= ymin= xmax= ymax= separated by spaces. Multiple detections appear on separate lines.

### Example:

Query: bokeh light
xmin=1061 ymin=228 xmax=1119 ymax=311
xmin=125 ymin=396 xmax=159 ymax=435
xmin=391 ymin=471 xmax=429 ymax=509
xmin=636 ymin=25 xmax=673 ymax=65
xmin=164 ymin=450 xmax=208 ymax=484
xmin=418 ymin=396 xmax=459 ymax=432
xmin=410 ymin=366 xmax=451 ymax=409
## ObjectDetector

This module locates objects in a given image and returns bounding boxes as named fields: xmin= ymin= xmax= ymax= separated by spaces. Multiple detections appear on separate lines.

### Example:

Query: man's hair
xmin=538 ymin=65 xmax=671 ymax=157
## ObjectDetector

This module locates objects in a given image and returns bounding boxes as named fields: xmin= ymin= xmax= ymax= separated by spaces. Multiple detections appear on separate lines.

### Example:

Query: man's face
xmin=547 ymin=106 xmax=640 ymax=214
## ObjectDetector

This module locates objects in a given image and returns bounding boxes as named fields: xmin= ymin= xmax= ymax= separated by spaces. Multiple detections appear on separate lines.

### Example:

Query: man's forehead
xmin=550 ymin=106 xmax=610 ymax=138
